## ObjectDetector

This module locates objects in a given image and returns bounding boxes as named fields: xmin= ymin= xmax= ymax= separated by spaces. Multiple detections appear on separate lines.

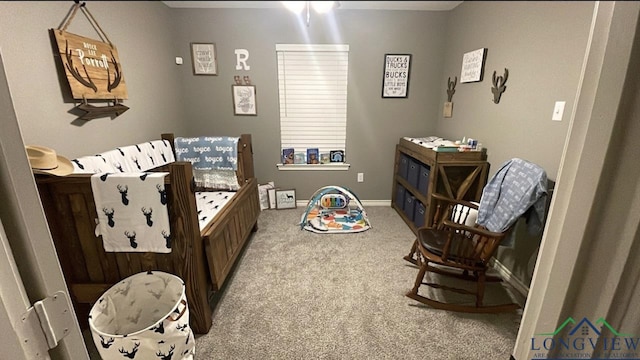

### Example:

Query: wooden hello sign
xmin=52 ymin=29 xmax=128 ymax=100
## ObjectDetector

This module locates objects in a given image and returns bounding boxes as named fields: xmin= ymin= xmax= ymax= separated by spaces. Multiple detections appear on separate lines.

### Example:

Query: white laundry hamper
xmin=89 ymin=271 xmax=195 ymax=360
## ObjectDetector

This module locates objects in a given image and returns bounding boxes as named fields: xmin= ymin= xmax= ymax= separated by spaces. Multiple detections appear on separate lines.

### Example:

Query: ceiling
xmin=161 ymin=1 xmax=463 ymax=11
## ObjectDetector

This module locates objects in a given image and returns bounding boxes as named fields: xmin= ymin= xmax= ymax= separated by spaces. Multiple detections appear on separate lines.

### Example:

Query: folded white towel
xmin=91 ymin=172 xmax=172 ymax=253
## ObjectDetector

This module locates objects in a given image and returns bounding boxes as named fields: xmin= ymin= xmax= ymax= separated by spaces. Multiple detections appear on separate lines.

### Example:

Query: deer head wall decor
xmin=447 ymin=76 xmax=457 ymax=102
xmin=491 ymin=68 xmax=509 ymax=104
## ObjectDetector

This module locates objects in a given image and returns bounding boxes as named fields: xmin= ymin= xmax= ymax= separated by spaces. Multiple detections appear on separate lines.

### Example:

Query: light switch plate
xmin=175 ymin=57 xmax=183 ymax=65
xmin=552 ymin=101 xmax=566 ymax=121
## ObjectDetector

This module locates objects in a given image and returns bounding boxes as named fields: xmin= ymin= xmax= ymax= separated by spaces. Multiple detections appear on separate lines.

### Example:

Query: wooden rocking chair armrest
xmin=431 ymin=193 xmax=480 ymax=210
xmin=442 ymin=219 xmax=506 ymax=239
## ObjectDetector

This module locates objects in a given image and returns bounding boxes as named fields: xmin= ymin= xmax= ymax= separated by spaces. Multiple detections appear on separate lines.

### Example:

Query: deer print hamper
xmin=89 ymin=271 xmax=195 ymax=360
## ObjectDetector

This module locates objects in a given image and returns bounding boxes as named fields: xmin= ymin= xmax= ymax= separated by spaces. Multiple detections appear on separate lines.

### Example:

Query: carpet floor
xmin=84 ymin=206 xmax=523 ymax=359
xmin=194 ymin=206 xmax=522 ymax=359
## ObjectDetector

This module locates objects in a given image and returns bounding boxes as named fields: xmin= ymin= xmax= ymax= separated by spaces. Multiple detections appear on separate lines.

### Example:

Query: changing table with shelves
xmin=391 ymin=137 xmax=489 ymax=234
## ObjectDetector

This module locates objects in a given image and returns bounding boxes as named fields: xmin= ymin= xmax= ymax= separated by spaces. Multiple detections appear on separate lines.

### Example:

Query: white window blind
xmin=277 ymin=44 xmax=349 ymax=163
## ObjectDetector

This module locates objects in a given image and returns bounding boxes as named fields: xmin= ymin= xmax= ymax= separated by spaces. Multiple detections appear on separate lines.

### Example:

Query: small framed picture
xmin=268 ymin=188 xmax=277 ymax=209
xmin=275 ymin=189 xmax=296 ymax=209
xmin=232 ymin=85 xmax=257 ymax=116
xmin=191 ymin=43 xmax=217 ymax=75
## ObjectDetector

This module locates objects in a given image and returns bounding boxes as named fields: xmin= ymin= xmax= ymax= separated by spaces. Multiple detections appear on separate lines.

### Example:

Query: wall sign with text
xmin=382 ymin=54 xmax=411 ymax=98
xmin=191 ymin=43 xmax=217 ymax=75
xmin=52 ymin=30 xmax=128 ymax=100
xmin=460 ymin=48 xmax=487 ymax=83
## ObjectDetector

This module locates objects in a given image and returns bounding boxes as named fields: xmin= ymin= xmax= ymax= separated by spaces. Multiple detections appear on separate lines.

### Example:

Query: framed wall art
xmin=232 ymin=85 xmax=257 ymax=115
xmin=460 ymin=48 xmax=487 ymax=83
xmin=268 ymin=188 xmax=278 ymax=209
xmin=275 ymin=189 xmax=296 ymax=209
xmin=191 ymin=43 xmax=217 ymax=75
xmin=382 ymin=54 xmax=411 ymax=98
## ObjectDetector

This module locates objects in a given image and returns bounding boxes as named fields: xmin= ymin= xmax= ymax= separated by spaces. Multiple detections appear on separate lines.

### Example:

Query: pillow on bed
xmin=193 ymin=169 xmax=240 ymax=191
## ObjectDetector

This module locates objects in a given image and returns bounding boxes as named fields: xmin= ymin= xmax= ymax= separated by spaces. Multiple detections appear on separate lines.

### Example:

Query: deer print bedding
xmin=194 ymin=191 xmax=236 ymax=231
xmin=71 ymin=139 xmax=175 ymax=174
xmin=91 ymin=172 xmax=172 ymax=253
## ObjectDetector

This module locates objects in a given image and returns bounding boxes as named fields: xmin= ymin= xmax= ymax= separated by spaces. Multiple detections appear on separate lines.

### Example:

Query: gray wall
xmin=0 ymin=1 xmax=595 ymax=289
xmin=172 ymin=8 xmax=448 ymax=200
xmin=438 ymin=1 xmax=593 ymax=180
xmin=0 ymin=1 xmax=184 ymax=158
xmin=437 ymin=1 xmax=594 ymax=286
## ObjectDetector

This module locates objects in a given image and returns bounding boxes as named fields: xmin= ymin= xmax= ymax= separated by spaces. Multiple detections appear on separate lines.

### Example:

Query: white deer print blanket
xmin=91 ymin=172 xmax=171 ymax=253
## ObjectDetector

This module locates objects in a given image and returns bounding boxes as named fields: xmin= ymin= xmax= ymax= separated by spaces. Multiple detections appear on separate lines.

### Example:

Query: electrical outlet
xmin=357 ymin=173 xmax=364 ymax=182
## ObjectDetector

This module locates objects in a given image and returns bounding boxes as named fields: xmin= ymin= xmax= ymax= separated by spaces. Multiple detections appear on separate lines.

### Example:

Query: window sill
xmin=276 ymin=163 xmax=350 ymax=171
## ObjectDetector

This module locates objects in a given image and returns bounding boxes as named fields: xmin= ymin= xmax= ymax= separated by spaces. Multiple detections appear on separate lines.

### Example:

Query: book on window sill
xmin=329 ymin=150 xmax=345 ymax=162
xmin=294 ymin=151 xmax=306 ymax=164
xmin=306 ymin=148 xmax=320 ymax=164
xmin=282 ymin=148 xmax=295 ymax=164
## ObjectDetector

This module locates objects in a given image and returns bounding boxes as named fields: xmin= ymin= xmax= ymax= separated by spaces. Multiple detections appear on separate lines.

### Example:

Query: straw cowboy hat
xmin=26 ymin=145 xmax=74 ymax=176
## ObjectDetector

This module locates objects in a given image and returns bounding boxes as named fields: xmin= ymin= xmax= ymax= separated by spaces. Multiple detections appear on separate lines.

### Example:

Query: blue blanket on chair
xmin=477 ymin=158 xmax=548 ymax=247
xmin=174 ymin=136 xmax=239 ymax=170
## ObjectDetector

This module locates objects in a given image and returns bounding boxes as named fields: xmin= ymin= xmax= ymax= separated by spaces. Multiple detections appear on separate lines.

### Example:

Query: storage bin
xmin=89 ymin=271 xmax=195 ymax=360
xmin=414 ymin=201 xmax=426 ymax=229
xmin=395 ymin=184 xmax=406 ymax=210
xmin=417 ymin=164 xmax=431 ymax=195
xmin=403 ymin=193 xmax=416 ymax=222
xmin=398 ymin=154 xmax=409 ymax=180
xmin=407 ymin=159 xmax=420 ymax=189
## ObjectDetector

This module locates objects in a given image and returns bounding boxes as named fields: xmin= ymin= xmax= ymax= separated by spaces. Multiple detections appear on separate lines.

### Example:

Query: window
xmin=276 ymin=44 xmax=349 ymax=170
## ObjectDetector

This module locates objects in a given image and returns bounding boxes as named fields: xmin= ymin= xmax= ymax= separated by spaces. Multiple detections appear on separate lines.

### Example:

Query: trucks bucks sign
xmin=52 ymin=29 xmax=128 ymax=100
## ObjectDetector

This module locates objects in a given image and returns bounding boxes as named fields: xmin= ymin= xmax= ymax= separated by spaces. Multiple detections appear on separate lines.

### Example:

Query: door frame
xmin=0 ymin=49 xmax=88 ymax=359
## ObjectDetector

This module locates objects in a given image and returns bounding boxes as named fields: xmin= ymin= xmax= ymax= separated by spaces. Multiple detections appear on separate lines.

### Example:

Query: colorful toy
xmin=300 ymin=186 xmax=371 ymax=233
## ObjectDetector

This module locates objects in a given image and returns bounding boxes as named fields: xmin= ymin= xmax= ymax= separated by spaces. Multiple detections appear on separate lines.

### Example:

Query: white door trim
xmin=0 ymin=218 xmax=34 ymax=360
xmin=0 ymin=49 xmax=88 ymax=359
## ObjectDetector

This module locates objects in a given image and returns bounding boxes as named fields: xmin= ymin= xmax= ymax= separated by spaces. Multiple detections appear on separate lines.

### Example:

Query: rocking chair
xmin=405 ymin=158 xmax=548 ymax=313
xmin=405 ymin=193 xmax=519 ymax=313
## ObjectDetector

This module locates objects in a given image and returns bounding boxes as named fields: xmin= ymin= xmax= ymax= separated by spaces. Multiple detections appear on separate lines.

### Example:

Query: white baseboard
xmin=361 ymin=200 xmax=391 ymax=206
xmin=491 ymin=259 xmax=529 ymax=298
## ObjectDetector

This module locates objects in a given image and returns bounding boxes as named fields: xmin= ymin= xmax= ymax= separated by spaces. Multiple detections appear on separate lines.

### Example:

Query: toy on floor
xmin=300 ymin=186 xmax=371 ymax=233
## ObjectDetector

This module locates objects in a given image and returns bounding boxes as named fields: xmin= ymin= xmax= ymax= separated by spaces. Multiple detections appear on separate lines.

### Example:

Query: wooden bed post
xmin=239 ymin=134 xmax=254 ymax=183
xmin=167 ymin=161 xmax=212 ymax=333
xmin=162 ymin=133 xmax=176 ymax=155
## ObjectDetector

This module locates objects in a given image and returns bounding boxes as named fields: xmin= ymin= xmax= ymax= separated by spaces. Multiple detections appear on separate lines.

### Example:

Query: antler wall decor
xmin=491 ymin=68 xmax=509 ymax=104
xmin=446 ymin=76 xmax=457 ymax=102
xmin=52 ymin=1 xmax=129 ymax=120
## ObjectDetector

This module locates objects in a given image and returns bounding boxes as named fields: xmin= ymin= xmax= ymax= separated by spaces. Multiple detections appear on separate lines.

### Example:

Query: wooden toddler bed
xmin=34 ymin=133 xmax=260 ymax=334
